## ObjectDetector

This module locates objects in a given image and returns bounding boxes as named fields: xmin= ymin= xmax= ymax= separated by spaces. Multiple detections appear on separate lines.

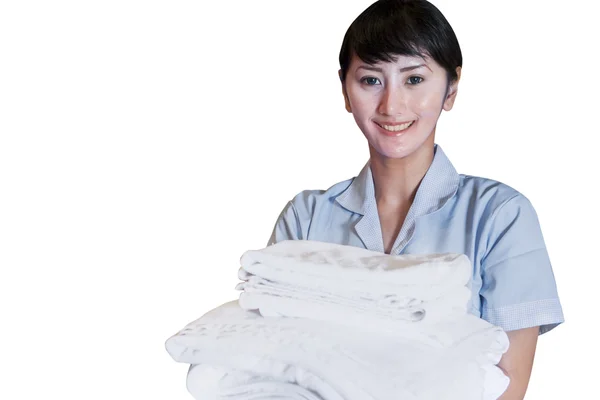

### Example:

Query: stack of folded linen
xmin=165 ymin=240 xmax=510 ymax=400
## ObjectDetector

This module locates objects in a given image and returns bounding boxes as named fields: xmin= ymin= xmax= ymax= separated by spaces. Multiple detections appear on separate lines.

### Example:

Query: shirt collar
xmin=336 ymin=144 xmax=459 ymax=216
xmin=334 ymin=161 xmax=374 ymax=215
xmin=335 ymin=144 xmax=460 ymax=253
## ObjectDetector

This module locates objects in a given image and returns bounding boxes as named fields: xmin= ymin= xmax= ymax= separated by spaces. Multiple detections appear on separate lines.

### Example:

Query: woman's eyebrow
xmin=400 ymin=64 xmax=430 ymax=72
xmin=357 ymin=64 xmax=430 ymax=73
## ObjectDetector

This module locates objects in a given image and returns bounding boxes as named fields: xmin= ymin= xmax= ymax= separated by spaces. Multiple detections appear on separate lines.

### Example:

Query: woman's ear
xmin=338 ymin=69 xmax=352 ymax=113
xmin=443 ymin=66 xmax=462 ymax=111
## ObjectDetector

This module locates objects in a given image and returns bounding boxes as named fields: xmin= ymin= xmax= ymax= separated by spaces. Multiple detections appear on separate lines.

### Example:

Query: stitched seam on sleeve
xmin=483 ymin=246 xmax=547 ymax=271
xmin=481 ymin=298 xmax=559 ymax=312
xmin=289 ymin=201 xmax=303 ymax=240
xmin=482 ymin=193 xmax=539 ymax=270
xmin=481 ymin=194 xmax=520 ymax=259
xmin=481 ymin=298 xmax=564 ymax=333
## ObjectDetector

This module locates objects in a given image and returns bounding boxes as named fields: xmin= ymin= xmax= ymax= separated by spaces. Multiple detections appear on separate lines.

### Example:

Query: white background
xmin=0 ymin=0 xmax=597 ymax=398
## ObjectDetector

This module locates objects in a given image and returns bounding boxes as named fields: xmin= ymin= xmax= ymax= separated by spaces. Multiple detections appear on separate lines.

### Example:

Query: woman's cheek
xmin=414 ymin=92 xmax=445 ymax=117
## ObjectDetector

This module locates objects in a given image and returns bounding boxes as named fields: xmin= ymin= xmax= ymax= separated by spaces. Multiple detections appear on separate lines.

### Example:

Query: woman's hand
xmin=497 ymin=326 xmax=539 ymax=399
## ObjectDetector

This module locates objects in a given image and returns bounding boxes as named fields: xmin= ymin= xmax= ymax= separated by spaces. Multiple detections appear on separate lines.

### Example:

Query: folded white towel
xmin=186 ymin=364 xmax=336 ymax=400
xmin=237 ymin=276 xmax=471 ymax=320
xmin=240 ymin=240 xmax=472 ymax=290
xmin=167 ymin=241 xmax=510 ymax=398
xmin=238 ymin=291 xmax=482 ymax=349
xmin=165 ymin=301 xmax=510 ymax=400
xmin=238 ymin=240 xmax=474 ymax=339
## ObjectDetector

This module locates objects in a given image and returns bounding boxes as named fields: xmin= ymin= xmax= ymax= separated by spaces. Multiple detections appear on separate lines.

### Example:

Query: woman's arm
xmin=497 ymin=326 xmax=539 ymax=400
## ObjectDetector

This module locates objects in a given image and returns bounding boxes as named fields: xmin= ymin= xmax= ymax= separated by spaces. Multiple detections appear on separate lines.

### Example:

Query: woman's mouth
xmin=375 ymin=121 xmax=415 ymax=135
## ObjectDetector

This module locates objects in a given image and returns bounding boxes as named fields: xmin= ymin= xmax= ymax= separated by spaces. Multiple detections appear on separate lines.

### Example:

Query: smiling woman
xmin=4 ymin=0 xmax=595 ymax=399
xmin=267 ymin=1 xmax=565 ymax=399
xmin=342 ymin=53 xmax=457 ymax=161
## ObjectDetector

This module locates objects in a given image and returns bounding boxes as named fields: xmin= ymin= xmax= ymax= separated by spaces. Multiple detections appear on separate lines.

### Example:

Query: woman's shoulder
xmin=457 ymin=173 xmax=535 ymax=215
xmin=268 ymin=177 xmax=357 ymax=244
xmin=287 ymin=177 xmax=355 ymax=213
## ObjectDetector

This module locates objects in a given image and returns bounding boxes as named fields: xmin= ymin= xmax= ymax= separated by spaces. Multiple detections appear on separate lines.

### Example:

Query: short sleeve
xmin=480 ymin=194 xmax=564 ymax=334
xmin=267 ymin=201 xmax=301 ymax=246
xmin=267 ymin=190 xmax=324 ymax=246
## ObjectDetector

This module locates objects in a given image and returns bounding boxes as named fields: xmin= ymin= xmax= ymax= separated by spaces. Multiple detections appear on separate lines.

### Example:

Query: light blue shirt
xmin=268 ymin=145 xmax=564 ymax=334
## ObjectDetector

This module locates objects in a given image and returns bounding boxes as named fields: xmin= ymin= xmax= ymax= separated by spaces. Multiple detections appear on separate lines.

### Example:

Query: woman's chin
xmin=371 ymin=147 xmax=414 ymax=160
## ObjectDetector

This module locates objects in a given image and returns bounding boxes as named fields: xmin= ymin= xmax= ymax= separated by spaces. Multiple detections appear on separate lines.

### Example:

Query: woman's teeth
xmin=381 ymin=121 xmax=413 ymax=132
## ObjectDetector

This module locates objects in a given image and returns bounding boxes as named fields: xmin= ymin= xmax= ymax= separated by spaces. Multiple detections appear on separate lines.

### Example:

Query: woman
xmin=268 ymin=0 xmax=563 ymax=398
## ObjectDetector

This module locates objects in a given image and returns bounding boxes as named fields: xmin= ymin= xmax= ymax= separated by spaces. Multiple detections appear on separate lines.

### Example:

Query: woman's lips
xmin=375 ymin=121 xmax=415 ymax=136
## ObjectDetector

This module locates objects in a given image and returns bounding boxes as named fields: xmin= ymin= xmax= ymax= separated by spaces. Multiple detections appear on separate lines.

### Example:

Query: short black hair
xmin=339 ymin=0 xmax=462 ymax=84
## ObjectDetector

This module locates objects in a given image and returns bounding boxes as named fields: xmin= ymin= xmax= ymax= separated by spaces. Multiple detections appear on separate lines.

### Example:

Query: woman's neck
xmin=369 ymin=144 xmax=435 ymax=208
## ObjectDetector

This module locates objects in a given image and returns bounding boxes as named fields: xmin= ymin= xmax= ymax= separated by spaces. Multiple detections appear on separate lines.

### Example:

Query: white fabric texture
xmin=240 ymin=240 xmax=472 ymax=289
xmin=166 ymin=240 xmax=510 ymax=399
xmin=166 ymin=301 xmax=509 ymax=400
xmin=238 ymin=240 xmax=475 ymax=347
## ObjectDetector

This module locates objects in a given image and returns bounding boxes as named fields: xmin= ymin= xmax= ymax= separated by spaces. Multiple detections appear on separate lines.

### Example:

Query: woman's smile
xmin=374 ymin=120 xmax=415 ymax=136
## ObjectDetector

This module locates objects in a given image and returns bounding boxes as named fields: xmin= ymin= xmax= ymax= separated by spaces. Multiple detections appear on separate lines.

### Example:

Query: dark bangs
xmin=339 ymin=0 xmax=462 ymax=83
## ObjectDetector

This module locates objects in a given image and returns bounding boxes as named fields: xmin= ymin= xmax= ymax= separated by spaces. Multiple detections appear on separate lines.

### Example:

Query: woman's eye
xmin=361 ymin=77 xmax=381 ymax=85
xmin=407 ymin=76 xmax=424 ymax=85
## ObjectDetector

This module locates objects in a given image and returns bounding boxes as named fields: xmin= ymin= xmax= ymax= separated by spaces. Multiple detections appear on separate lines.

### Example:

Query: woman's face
xmin=341 ymin=53 xmax=460 ymax=160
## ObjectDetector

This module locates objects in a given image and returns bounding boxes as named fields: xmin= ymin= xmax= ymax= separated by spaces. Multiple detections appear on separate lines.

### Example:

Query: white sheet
xmin=166 ymin=301 xmax=510 ymax=400
xmin=238 ymin=240 xmax=475 ymax=346
xmin=240 ymin=240 xmax=472 ymax=290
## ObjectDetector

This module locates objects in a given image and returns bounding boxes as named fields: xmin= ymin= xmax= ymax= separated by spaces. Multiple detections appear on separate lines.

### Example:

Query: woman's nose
xmin=378 ymin=87 xmax=407 ymax=116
